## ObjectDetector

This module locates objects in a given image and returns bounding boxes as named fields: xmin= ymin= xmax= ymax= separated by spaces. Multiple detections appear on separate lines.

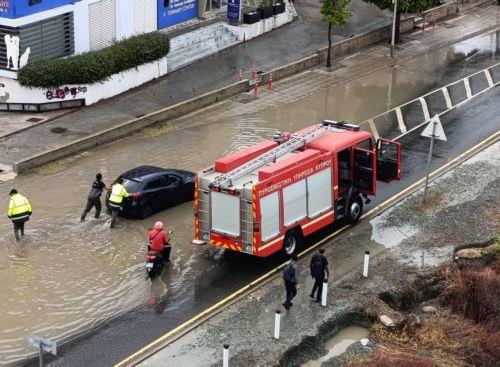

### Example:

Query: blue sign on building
xmin=227 ymin=0 xmax=240 ymax=21
xmin=0 ymin=0 xmax=79 ymax=19
xmin=157 ymin=0 xmax=198 ymax=29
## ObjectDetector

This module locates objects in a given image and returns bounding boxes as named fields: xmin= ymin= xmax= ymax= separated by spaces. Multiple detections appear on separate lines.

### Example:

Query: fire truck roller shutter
xmin=283 ymin=179 xmax=307 ymax=227
xmin=211 ymin=191 xmax=240 ymax=236
xmin=260 ymin=192 xmax=280 ymax=242
xmin=307 ymin=168 xmax=332 ymax=217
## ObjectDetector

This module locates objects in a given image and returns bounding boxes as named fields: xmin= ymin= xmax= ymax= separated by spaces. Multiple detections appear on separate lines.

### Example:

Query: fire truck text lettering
xmin=259 ymin=178 xmax=292 ymax=197
xmin=315 ymin=160 xmax=331 ymax=170
xmin=293 ymin=168 xmax=313 ymax=181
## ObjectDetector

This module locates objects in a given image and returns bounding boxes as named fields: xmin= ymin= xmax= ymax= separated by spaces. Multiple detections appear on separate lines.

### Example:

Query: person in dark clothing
xmin=309 ymin=248 xmax=329 ymax=302
xmin=81 ymin=173 xmax=109 ymax=221
xmin=282 ymin=255 xmax=299 ymax=310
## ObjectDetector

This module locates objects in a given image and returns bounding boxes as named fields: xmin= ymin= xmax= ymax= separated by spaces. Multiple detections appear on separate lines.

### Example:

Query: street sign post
xmin=421 ymin=114 xmax=447 ymax=201
xmin=26 ymin=334 xmax=57 ymax=367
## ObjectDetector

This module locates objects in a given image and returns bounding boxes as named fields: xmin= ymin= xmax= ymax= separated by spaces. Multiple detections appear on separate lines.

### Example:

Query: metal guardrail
xmin=362 ymin=62 xmax=500 ymax=141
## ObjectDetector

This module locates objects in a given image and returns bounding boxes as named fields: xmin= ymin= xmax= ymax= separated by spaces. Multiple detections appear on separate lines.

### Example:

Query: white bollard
xmin=274 ymin=310 xmax=281 ymax=339
xmin=321 ymin=280 xmax=328 ymax=307
xmin=223 ymin=344 xmax=229 ymax=367
xmin=363 ymin=250 xmax=370 ymax=278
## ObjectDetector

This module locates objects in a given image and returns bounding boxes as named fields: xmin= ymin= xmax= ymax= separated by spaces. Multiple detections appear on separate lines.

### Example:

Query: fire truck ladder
xmin=212 ymin=122 xmax=335 ymax=189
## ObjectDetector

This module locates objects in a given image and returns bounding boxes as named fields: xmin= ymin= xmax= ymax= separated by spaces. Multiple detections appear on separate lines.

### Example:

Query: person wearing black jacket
xmin=282 ymin=255 xmax=299 ymax=310
xmin=309 ymin=248 xmax=329 ymax=302
xmin=81 ymin=173 xmax=109 ymax=221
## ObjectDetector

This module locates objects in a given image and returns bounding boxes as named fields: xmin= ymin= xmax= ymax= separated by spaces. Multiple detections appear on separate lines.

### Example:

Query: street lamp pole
xmin=390 ymin=0 xmax=398 ymax=58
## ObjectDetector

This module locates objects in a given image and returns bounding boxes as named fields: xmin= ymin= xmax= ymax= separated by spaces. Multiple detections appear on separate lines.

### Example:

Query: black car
xmin=106 ymin=166 xmax=195 ymax=218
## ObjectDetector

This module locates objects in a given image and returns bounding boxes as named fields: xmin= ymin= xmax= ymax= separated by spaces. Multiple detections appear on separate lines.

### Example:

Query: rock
xmin=380 ymin=315 xmax=395 ymax=327
xmin=455 ymin=248 xmax=483 ymax=260
xmin=360 ymin=338 xmax=369 ymax=346
xmin=422 ymin=305 xmax=437 ymax=314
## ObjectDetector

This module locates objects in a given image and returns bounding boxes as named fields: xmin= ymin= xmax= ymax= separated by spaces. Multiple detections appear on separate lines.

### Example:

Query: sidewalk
xmin=0 ymin=2 xmax=498 ymax=169
xmin=0 ymin=0 xmax=391 ymax=166
xmin=137 ymin=139 xmax=499 ymax=367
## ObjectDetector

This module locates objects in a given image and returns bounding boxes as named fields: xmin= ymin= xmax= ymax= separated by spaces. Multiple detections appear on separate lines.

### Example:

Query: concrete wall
xmin=223 ymin=1 xmax=294 ymax=42
xmin=423 ymin=0 xmax=494 ymax=20
xmin=0 ymin=56 xmax=168 ymax=106
xmin=259 ymin=54 xmax=319 ymax=84
xmin=316 ymin=25 xmax=392 ymax=64
xmin=13 ymin=80 xmax=250 ymax=173
xmin=12 ymin=0 xmax=493 ymax=173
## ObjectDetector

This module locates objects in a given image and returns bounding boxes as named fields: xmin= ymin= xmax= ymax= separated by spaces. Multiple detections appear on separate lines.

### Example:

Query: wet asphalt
xmin=40 ymin=86 xmax=500 ymax=367
xmin=2 ymin=30 xmax=498 ymax=367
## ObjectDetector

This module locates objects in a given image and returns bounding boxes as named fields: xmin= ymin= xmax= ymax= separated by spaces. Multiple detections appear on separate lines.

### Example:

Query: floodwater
xmin=301 ymin=326 xmax=370 ymax=367
xmin=0 ymin=32 xmax=498 ymax=365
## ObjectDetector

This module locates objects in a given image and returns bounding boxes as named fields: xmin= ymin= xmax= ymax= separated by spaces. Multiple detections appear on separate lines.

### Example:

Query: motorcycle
xmin=146 ymin=230 xmax=172 ymax=279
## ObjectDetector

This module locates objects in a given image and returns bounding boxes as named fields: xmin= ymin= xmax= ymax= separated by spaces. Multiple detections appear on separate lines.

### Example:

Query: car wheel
xmin=141 ymin=205 xmax=153 ymax=219
xmin=347 ymin=194 xmax=363 ymax=223
xmin=282 ymin=230 xmax=301 ymax=257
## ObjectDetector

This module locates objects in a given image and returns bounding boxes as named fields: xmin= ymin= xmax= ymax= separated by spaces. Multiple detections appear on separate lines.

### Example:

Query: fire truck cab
xmin=194 ymin=120 xmax=401 ymax=257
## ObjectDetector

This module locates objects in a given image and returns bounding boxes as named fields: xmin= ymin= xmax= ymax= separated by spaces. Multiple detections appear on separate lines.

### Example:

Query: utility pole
xmin=390 ymin=0 xmax=397 ymax=57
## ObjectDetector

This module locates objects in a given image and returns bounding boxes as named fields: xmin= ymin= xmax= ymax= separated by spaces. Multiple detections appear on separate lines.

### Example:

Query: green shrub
xmin=18 ymin=32 xmax=170 ymax=88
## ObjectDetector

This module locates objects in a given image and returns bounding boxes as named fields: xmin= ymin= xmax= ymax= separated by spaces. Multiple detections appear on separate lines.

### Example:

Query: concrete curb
xmin=12 ymin=0 xmax=495 ymax=174
xmin=13 ymin=80 xmax=249 ymax=173
xmin=115 ymin=131 xmax=499 ymax=367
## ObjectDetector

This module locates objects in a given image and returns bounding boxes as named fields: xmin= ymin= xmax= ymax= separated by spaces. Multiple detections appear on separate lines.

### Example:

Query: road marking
xmin=484 ymin=69 xmax=494 ymax=87
xmin=441 ymin=87 xmax=453 ymax=109
xmin=395 ymin=107 xmax=407 ymax=133
xmin=116 ymin=130 xmax=500 ymax=367
xmin=464 ymin=77 xmax=473 ymax=99
xmin=419 ymin=97 xmax=431 ymax=122
xmin=366 ymin=119 xmax=380 ymax=141
xmin=115 ymin=128 xmax=500 ymax=367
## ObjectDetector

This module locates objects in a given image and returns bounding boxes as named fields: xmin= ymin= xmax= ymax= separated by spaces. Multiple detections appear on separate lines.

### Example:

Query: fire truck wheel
xmin=347 ymin=195 xmax=363 ymax=223
xmin=283 ymin=230 xmax=301 ymax=256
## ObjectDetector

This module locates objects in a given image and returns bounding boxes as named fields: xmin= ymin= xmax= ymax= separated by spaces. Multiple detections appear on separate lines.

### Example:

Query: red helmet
xmin=154 ymin=221 xmax=164 ymax=231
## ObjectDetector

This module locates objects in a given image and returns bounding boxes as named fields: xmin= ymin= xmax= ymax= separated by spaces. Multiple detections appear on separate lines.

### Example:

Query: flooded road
xmin=0 ymin=32 xmax=498 ymax=366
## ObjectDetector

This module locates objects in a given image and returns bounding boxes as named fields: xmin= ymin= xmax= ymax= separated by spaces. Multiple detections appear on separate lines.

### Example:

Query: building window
xmin=29 ymin=0 xmax=43 ymax=5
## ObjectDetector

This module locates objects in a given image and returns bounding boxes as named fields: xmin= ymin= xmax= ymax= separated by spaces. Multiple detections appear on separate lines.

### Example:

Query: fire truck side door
xmin=353 ymin=148 xmax=376 ymax=196
xmin=376 ymin=138 xmax=401 ymax=182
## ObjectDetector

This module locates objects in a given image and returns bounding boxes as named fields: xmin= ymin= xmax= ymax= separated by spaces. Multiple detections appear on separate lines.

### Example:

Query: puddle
xmin=409 ymin=247 xmax=451 ymax=268
xmin=370 ymin=214 xmax=419 ymax=248
xmin=0 ymin=32 xmax=498 ymax=365
xmin=302 ymin=326 xmax=370 ymax=367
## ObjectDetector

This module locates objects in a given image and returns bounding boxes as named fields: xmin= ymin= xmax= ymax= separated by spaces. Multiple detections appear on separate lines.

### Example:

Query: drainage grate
xmin=26 ymin=117 xmax=43 ymax=123
xmin=50 ymin=127 xmax=68 ymax=133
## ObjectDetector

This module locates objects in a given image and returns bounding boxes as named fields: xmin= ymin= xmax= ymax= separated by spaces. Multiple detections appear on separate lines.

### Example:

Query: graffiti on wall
xmin=45 ymin=86 xmax=87 ymax=100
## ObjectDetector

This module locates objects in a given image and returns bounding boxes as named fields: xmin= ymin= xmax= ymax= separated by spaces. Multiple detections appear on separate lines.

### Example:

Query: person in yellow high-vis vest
xmin=7 ymin=189 xmax=32 ymax=241
xmin=108 ymin=178 xmax=129 ymax=228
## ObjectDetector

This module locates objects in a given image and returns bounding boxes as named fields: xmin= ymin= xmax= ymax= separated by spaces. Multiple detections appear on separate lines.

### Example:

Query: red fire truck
xmin=194 ymin=120 xmax=401 ymax=257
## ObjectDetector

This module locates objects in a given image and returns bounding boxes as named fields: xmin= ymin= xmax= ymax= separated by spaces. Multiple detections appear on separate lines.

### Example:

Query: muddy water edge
xmin=0 ymin=32 xmax=498 ymax=365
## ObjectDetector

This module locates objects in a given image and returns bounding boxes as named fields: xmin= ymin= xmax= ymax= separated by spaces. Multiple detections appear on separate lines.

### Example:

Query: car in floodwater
xmin=106 ymin=166 xmax=195 ymax=218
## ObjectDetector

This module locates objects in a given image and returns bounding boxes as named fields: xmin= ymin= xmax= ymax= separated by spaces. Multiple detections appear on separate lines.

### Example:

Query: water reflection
xmin=0 ymin=32 xmax=498 ymax=365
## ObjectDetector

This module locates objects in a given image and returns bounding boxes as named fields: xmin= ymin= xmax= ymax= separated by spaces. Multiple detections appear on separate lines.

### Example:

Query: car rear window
xmin=122 ymin=178 xmax=141 ymax=193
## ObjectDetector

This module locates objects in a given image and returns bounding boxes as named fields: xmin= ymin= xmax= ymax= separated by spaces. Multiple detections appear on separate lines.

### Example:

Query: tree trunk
xmin=395 ymin=10 xmax=401 ymax=43
xmin=327 ymin=23 xmax=332 ymax=67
